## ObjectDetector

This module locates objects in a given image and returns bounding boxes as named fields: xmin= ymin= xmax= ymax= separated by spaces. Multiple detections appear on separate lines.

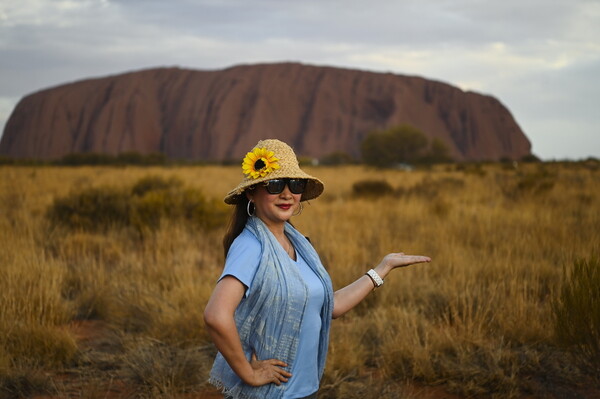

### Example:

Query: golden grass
xmin=1 ymin=162 xmax=598 ymax=398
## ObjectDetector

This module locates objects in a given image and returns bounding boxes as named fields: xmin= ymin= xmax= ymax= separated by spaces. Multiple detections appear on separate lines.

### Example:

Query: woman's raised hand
xmin=376 ymin=252 xmax=431 ymax=276
xmin=246 ymin=353 xmax=292 ymax=387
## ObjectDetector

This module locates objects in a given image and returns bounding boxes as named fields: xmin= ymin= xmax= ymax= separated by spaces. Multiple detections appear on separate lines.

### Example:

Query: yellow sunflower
xmin=242 ymin=147 xmax=280 ymax=179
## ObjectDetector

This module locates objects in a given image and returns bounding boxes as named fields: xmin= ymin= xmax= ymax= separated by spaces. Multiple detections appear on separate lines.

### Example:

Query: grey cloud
xmin=106 ymin=0 xmax=589 ymax=47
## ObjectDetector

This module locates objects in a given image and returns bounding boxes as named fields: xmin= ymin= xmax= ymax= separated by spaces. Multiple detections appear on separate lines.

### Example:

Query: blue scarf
xmin=209 ymin=216 xmax=334 ymax=399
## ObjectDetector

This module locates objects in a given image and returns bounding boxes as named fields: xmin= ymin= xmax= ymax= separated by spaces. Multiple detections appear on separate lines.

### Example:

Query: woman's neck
xmin=257 ymin=216 xmax=286 ymax=239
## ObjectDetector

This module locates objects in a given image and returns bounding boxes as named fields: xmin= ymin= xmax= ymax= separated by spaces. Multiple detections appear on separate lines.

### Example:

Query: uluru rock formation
xmin=0 ymin=62 xmax=531 ymax=161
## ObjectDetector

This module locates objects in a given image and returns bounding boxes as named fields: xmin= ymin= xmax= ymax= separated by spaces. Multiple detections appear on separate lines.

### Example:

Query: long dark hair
xmin=223 ymin=195 xmax=251 ymax=258
xmin=222 ymin=186 xmax=300 ymax=257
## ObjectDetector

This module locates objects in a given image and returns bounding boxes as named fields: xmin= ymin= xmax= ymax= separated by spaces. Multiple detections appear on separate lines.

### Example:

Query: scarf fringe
xmin=208 ymin=377 xmax=260 ymax=399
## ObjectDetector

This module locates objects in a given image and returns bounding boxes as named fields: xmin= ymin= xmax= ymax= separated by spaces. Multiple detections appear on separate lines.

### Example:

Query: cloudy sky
xmin=1 ymin=0 xmax=598 ymax=160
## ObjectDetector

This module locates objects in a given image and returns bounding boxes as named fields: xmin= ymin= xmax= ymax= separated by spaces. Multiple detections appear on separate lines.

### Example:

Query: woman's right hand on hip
xmin=246 ymin=352 xmax=292 ymax=386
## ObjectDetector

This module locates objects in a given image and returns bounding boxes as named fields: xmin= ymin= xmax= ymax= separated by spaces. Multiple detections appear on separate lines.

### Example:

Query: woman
xmin=204 ymin=139 xmax=430 ymax=399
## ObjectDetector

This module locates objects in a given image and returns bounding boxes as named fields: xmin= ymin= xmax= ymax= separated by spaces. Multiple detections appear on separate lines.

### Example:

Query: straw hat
xmin=224 ymin=139 xmax=324 ymax=205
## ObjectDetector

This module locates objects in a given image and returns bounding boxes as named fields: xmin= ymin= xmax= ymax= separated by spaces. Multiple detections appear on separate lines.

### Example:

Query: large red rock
xmin=0 ymin=62 xmax=531 ymax=161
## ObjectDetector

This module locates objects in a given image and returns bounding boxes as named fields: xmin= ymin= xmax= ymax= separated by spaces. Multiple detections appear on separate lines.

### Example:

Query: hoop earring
xmin=292 ymin=202 xmax=303 ymax=216
xmin=246 ymin=200 xmax=255 ymax=217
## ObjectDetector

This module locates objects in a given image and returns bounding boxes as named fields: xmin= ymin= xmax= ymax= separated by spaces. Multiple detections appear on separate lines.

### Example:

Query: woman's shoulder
xmin=221 ymin=228 xmax=262 ymax=290
xmin=228 ymin=228 xmax=261 ymax=257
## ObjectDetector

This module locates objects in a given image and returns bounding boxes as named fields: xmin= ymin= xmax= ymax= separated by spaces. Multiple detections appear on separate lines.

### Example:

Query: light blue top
xmin=209 ymin=217 xmax=333 ymax=399
xmin=219 ymin=228 xmax=326 ymax=398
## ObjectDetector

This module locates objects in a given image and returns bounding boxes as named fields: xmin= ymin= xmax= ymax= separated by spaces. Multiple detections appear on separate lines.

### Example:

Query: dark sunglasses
xmin=263 ymin=179 xmax=308 ymax=195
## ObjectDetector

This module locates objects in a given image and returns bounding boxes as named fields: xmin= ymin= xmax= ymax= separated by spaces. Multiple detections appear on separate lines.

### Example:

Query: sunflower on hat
xmin=242 ymin=147 xmax=280 ymax=179
xmin=224 ymin=139 xmax=324 ymax=204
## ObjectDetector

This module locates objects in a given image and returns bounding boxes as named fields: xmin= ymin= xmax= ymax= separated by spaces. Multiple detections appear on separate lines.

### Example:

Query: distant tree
xmin=0 ymin=156 xmax=16 ymax=165
xmin=58 ymin=152 xmax=115 ymax=166
xmin=419 ymin=138 xmax=453 ymax=164
xmin=520 ymin=153 xmax=541 ymax=163
xmin=117 ymin=152 xmax=167 ymax=166
xmin=361 ymin=125 xmax=429 ymax=167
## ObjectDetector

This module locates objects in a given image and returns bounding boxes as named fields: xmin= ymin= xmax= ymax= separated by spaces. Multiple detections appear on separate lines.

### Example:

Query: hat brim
xmin=224 ymin=172 xmax=324 ymax=204
xmin=224 ymin=138 xmax=325 ymax=205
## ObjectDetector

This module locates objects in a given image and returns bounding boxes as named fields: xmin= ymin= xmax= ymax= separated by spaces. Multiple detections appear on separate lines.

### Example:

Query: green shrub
xmin=130 ymin=190 xmax=171 ymax=231
xmin=553 ymin=256 xmax=600 ymax=368
xmin=418 ymin=138 xmax=453 ymax=164
xmin=46 ymin=186 xmax=130 ymax=231
xmin=46 ymin=175 xmax=227 ymax=233
xmin=361 ymin=125 xmax=455 ymax=167
xmin=454 ymin=162 xmax=487 ymax=177
xmin=361 ymin=125 xmax=429 ymax=167
xmin=178 ymin=189 xmax=228 ymax=230
xmin=131 ymin=175 xmax=183 ymax=196
xmin=498 ymin=168 xmax=556 ymax=200
xmin=351 ymin=179 xmax=394 ymax=198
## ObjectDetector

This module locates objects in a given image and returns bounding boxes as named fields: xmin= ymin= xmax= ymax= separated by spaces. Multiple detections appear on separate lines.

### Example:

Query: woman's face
xmin=246 ymin=182 xmax=302 ymax=228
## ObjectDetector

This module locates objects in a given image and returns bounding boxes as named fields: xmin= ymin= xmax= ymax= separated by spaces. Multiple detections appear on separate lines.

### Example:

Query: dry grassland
xmin=0 ymin=162 xmax=598 ymax=398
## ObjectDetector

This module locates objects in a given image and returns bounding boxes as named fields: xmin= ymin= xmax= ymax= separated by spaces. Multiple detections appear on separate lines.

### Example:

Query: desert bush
xmin=404 ymin=176 xmax=465 ymax=198
xmin=131 ymin=175 xmax=183 ymax=196
xmin=351 ymin=179 xmax=394 ymax=198
xmin=553 ymin=255 xmax=600 ymax=368
xmin=1 ymin=323 xmax=78 ymax=369
xmin=46 ymin=175 xmax=228 ymax=233
xmin=514 ymin=169 xmax=556 ymax=196
xmin=46 ymin=186 xmax=130 ymax=231
xmin=0 ymin=368 xmax=55 ymax=399
xmin=454 ymin=162 xmax=487 ymax=177
xmin=498 ymin=168 xmax=557 ymax=200
xmin=122 ymin=339 xmax=212 ymax=396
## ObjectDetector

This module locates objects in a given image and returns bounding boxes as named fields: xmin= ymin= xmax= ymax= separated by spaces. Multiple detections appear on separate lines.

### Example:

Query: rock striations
xmin=0 ymin=63 xmax=531 ymax=161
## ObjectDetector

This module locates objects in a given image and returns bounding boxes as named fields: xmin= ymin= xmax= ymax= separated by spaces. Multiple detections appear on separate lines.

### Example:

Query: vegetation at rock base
xmin=361 ymin=125 xmax=453 ymax=167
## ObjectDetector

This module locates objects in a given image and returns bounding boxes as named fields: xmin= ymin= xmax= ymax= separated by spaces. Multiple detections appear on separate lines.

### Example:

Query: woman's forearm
xmin=332 ymin=262 xmax=392 ymax=318
xmin=204 ymin=313 xmax=255 ymax=383
xmin=332 ymin=273 xmax=376 ymax=318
